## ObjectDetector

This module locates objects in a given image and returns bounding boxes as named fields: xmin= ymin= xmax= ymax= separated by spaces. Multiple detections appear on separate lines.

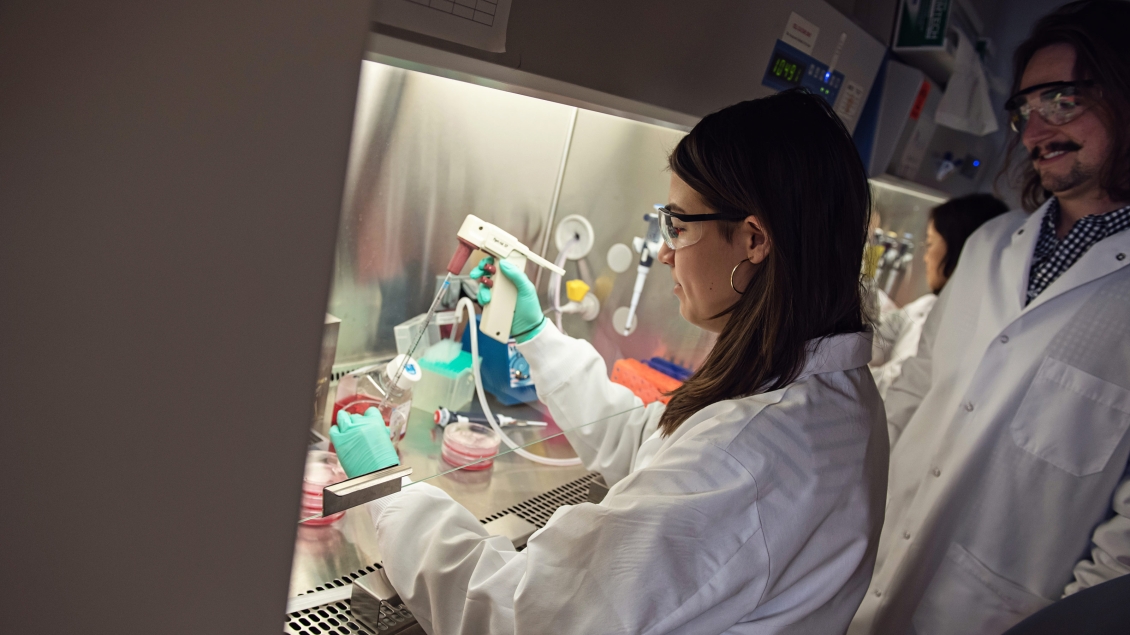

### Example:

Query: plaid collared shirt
xmin=1026 ymin=198 xmax=1130 ymax=304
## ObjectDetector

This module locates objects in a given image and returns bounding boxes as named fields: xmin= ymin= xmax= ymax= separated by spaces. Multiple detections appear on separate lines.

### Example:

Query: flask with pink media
xmin=359 ymin=354 xmax=422 ymax=446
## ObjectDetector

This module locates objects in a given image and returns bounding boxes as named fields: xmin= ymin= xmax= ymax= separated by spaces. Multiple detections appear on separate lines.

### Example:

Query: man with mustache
xmin=850 ymin=2 xmax=1130 ymax=634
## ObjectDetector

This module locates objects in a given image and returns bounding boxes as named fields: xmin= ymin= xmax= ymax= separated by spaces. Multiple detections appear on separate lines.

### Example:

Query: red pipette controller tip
xmin=447 ymin=240 xmax=475 ymax=275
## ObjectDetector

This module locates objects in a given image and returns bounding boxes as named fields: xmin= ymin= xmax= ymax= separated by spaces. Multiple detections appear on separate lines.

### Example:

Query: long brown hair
xmin=929 ymin=193 xmax=1009 ymax=281
xmin=658 ymin=89 xmax=871 ymax=435
xmin=1002 ymin=0 xmax=1130 ymax=211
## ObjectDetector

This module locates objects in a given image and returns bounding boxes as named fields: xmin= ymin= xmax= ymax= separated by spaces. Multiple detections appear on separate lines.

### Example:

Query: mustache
xmin=1031 ymin=141 xmax=1082 ymax=160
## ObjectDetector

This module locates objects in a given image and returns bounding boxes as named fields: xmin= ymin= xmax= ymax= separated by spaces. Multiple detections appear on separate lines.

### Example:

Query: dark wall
xmin=0 ymin=1 xmax=368 ymax=633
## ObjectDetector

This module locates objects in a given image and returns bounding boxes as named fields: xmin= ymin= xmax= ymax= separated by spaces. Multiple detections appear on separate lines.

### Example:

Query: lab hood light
xmin=869 ymin=178 xmax=948 ymax=204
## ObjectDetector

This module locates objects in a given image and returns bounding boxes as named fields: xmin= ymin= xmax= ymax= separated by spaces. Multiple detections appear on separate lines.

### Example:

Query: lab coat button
xmin=964 ymin=402 xmax=975 ymax=412
xmin=1118 ymin=253 xmax=1126 ymax=261
xmin=932 ymin=467 xmax=941 ymax=477
xmin=903 ymin=531 xmax=911 ymax=539
xmin=999 ymin=335 xmax=1009 ymax=344
xmin=873 ymin=588 xmax=882 ymax=597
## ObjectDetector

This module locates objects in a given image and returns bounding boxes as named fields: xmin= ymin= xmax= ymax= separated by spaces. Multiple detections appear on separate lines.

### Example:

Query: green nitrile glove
xmin=470 ymin=257 xmax=546 ymax=342
xmin=468 ymin=257 xmax=495 ymax=305
xmin=498 ymin=260 xmax=548 ymax=342
xmin=330 ymin=407 xmax=399 ymax=478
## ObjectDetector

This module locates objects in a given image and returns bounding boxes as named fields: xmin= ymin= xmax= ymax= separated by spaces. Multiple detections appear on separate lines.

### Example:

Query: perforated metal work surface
xmin=285 ymin=472 xmax=600 ymax=634
xmin=479 ymin=472 xmax=601 ymax=527
xmin=285 ymin=565 xmax=405 ymax=635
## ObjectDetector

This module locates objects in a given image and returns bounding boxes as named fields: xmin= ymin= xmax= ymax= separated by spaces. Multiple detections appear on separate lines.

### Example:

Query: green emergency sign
xmin=894 ymin=0 xmax=952 ymax=49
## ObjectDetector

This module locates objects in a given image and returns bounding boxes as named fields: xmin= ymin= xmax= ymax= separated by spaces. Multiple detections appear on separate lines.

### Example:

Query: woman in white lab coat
xmin=870 ymin=194 xmax=1008 ymax=399
xmin=338 ymin=89 xmax=889 ymax=634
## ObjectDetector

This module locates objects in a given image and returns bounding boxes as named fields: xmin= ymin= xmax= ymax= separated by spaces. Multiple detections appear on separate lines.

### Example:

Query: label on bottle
xmin=390 ymin=402 xmax=411 ymax=439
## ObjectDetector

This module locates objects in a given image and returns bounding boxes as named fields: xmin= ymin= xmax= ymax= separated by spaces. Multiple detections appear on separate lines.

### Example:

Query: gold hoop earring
xmin=730 ymin=260 xmax=753 ymax=294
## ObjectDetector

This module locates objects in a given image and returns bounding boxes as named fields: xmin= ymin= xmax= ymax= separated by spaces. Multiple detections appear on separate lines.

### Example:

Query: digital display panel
xmin=769 ymin=52 xmax=806 ymax=86
xmin=761 ymin=39 xmax=843 ymax=107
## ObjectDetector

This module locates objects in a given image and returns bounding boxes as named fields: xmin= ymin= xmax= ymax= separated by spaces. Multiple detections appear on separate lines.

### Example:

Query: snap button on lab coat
xmin=964 ymin=402 xmax=975 ymax=412
xmin=873 ymin=589 xmax=882 ymax=597
xmin=903 ymin=531 xmax=911 ymax=539
xmin=1118 ymin=253 xmax=1126 ymax=261
xmin=932 ymin=468 xmax=941 ymax=477
xmin=1018 ymin=229 xmax=1025 ymax=235
xmin=999 ymin=335 xmax=1009 ymax=344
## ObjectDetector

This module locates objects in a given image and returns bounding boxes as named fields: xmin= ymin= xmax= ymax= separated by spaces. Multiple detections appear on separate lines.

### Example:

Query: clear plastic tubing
xmin=456 ymin=297 xmax=581 ymax=467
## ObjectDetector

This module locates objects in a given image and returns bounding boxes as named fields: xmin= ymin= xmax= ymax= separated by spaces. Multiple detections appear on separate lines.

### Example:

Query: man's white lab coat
xmin=851 ymin=201 xmax=1130 ymax=635
xmin=373 ymin=325 xmax=889 ymax=634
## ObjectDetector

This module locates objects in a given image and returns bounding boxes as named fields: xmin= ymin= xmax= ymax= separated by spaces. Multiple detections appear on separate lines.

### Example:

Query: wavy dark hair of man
xmin=1003 ymin=0 xmax=1130 ymax=211
xmin=659 ymin=88 xmax=871 ymax=435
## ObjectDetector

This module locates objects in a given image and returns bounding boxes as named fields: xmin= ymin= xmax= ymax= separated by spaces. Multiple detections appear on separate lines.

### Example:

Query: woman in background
xmin=871 ymin=193 xmax=1009 ymax=398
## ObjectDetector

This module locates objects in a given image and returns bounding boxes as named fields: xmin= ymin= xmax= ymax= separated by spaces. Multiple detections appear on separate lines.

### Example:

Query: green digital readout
xmin=770 ymin=53 xmax=805 ymax=85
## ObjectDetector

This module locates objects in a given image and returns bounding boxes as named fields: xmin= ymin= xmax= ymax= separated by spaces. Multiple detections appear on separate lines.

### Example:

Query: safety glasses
xmin=1004 ymin=80 xmax=1099 ymax=133
xmin=654 ymin=204 xmax=731 ymax=250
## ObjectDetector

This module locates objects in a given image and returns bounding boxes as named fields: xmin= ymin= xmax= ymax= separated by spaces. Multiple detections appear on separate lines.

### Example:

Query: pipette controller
xmin=446 ymin=214 xmax=565 ymax=343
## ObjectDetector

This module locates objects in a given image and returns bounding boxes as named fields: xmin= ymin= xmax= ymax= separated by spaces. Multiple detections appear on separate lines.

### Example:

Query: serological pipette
xmin=380 ymin=272 xmax=453 ymax=410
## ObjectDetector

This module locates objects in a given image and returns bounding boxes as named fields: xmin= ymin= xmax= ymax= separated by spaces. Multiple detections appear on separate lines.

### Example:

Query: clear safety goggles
xmin=655 ymin=204 xmax=731 ymax=250
xmin=1004 ymin=80 xmax=1099 ymax=133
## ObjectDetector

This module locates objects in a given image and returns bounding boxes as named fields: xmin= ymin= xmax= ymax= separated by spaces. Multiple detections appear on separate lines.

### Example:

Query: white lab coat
xmin=850 ymin=201 xmax=1130 ymax=635
xmin=372 ymin=324 xmax=889 ymax=634
xmin=871 ymin=293 xmax=937 ymax=400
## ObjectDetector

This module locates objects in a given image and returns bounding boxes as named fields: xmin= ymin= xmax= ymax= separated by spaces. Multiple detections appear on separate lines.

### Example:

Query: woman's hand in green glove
xmin=330 ymin=407 xmax=399 ymax=479
xmin=469 ymin=257 xmax=547 ymax=342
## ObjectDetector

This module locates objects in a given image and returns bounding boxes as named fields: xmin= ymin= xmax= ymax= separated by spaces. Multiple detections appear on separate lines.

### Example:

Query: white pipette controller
xmin=447 ymin=214 xmax=565 ymax=343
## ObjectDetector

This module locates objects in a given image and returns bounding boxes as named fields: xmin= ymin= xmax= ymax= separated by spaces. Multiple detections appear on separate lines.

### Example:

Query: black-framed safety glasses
xmin=1004 ymin=80 xmax=1099 ymax=133
xmin=654 ymin=204 xmax=733 ymax=250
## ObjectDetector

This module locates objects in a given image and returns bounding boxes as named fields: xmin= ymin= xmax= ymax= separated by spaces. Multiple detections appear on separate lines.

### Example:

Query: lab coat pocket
xmin=1010 ymin=356 xmax=1130 ymax=476
xmin=912 ymin=542 xmax=1051 ymax=635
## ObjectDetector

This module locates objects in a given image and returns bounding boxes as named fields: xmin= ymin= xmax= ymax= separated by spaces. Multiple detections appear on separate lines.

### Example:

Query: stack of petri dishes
xmin=301 ymin=450 xmax=348 ymax=526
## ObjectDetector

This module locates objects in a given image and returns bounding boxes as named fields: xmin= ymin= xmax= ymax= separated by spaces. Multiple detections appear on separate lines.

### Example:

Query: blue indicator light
xmin=762 ymin=41 xmax=844 ymax=106
xmin=973 ymin=160 xmax=981 ymax=167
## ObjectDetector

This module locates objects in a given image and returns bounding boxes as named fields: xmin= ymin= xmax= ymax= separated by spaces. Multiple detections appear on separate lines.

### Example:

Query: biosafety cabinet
xmin=285 ymin=2 xmax=888 ymax=633
xmin=2 ymin=2 xmax=969 ymax=634
xmin=333 ymin=0 xmax=887 ymax=369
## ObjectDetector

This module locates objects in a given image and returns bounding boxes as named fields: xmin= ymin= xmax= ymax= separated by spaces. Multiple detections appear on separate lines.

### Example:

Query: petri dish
xmin=440 ymin=421 xmax=501 ymax=471
xmin=300 ymin=450 xmax=347 ymax=526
